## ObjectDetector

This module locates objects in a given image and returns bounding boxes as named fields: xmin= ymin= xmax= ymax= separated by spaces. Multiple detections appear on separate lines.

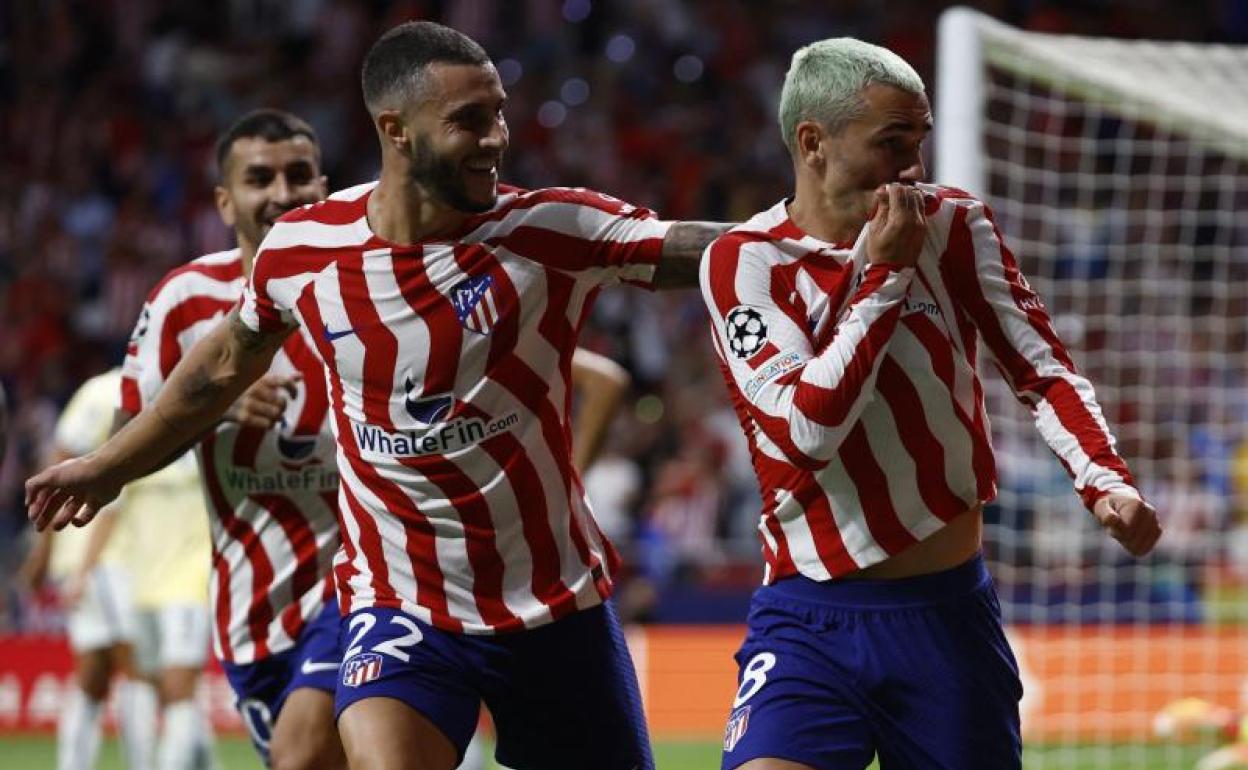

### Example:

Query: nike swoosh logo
xmin=300 ymin=659 xmax=340 ymax=674
xmin=322 ymin=327 xmax=357 ymax=342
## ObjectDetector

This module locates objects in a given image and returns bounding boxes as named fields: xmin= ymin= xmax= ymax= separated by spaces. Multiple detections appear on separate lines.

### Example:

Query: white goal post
xmin=936 ymin=7 xmax=1248 ymax=765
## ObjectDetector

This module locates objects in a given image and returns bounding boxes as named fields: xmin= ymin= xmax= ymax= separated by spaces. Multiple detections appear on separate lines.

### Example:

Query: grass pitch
xmin=0 ymin=735 xmax=1217 ymax=768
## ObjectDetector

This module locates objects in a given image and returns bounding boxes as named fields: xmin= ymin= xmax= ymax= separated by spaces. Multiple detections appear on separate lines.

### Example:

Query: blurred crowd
xmin=2 ymin=0 xmax=1247 ymax=628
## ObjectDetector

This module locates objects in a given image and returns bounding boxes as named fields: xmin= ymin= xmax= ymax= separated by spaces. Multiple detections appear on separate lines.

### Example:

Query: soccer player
xmin=20 ymin=369 xmax=151 ymax=770
xmin=115 ymin=109 xmax=345 ymax=770
xmin=72 ymin=442 xmax=215 ymax=770
xmin=699 ymin=38 xmax=1162 ymax=770
xmin=26 ymin=21 xmax=725 ymax=770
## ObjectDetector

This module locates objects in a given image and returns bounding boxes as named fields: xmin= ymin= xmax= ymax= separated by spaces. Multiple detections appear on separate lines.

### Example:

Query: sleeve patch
xmin=743 ymin=350 xmax=805 ymax=402
xmin=725 ymin=305 xmax=769 ymax=359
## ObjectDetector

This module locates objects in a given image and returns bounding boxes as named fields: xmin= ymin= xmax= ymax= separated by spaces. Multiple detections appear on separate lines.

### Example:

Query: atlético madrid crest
xmin=723 ymin=705 xmax=751 ymax=752
xmin=341 ymin=653 xmax=383 ymax=688
xmin=450 ymin=274 xmax=499 ymax=335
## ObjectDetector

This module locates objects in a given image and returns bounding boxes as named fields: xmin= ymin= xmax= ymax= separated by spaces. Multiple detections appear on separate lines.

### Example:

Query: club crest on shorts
xmin=723 ymin=705 xmax=751 ymax=751
xmin=341 ymin=652 xmax=383 ymax=688
xmin=450 ymin=274 xmax=499 ymax=335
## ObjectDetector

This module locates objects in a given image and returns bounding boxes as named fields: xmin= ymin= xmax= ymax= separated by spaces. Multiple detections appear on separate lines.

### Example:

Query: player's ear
xmin=214 ymin=186 xmax=236 ymax=228
xmin=795 ymin=121 xmax=826 ymax=169
xmin=377 ymin=109 xmax=409 ymax=155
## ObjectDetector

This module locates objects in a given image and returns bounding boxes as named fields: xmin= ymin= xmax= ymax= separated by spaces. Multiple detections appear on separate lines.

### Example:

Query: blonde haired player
xmin=74 ymin=445 xmax=215 ymax=770
xmin=701 ymin=37 xmax=1160 ymax=770
xmin=20 ymin=369 xmax=152 ymax=770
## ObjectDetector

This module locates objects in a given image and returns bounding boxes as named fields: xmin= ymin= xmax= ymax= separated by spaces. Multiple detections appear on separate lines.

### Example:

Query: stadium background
xmin=1 ymin=1 xmax=1246 ymax=768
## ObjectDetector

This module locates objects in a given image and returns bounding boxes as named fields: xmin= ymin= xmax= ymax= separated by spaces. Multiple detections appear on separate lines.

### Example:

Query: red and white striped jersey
xmin=238 ymin=182 xmax=670 ymax=634
xmin=121 ymin=249 xmax=340 ymax=664
xmin=700 ymin=186 xmax=1141 ymax=584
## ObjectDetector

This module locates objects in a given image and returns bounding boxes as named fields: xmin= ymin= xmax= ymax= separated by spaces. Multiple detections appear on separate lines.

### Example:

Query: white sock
xmin=116 ymin=679 xmax=158 ymax=770
xmin=57 ymin=688 xmax=103 ymax=770
xmin=193 ymin=707 xmax=218 ymax=770
xmin=458 ymin=731 xmax=488 ymax=770
xmin=158 ymin=700 xmax=198 ymax=770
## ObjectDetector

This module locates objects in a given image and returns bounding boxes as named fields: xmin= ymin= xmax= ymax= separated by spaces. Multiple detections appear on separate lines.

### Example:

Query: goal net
xmin=936 ymin=7 xmax=1248 ymax=766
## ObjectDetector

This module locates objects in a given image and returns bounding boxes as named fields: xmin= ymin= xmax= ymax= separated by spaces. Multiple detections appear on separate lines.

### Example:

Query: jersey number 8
xmin=733 ymin=651 xmax=777 ymax=708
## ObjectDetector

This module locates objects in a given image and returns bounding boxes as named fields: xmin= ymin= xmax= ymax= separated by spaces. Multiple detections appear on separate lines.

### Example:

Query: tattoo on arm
xmin=654 ymin=221 xmax=735 ymax=289
xmin=230 ymin=315 xmax=273 ymax=354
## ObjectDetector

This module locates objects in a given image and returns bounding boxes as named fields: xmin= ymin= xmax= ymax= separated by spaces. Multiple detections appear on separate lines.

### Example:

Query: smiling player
xmin=117 ymin=110 xmax=345 ymax=770
xmin=27 ymin=21 xmax=727 ymax=770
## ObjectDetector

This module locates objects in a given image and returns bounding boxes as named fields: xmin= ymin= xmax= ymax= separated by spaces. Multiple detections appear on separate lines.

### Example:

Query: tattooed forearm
xmin=654 ymin=221 xmax=734 ymax=288
xmin=230 ymin=314 xmax=273 ymax=354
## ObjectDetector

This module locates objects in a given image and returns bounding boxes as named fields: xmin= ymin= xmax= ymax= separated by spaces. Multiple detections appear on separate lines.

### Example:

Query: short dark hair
xmin=360 ymin=21 xmax=491 ymax=114
xmin=214 ymin=109 xmax=320 ymax=177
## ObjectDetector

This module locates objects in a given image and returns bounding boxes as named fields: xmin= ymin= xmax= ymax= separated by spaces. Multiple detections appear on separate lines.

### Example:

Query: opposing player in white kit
xmin=20 ymin=370 xmax=152 ymax=770
xmin=27 ymin=21 xmax=724 ymax=770
xmin=114 ymin=109 xmax=345 ymax=770
xmin=73 ymin=435 xmax=215 ymax=770
xmin=700 ymin=38 xmax=1162 ymax=770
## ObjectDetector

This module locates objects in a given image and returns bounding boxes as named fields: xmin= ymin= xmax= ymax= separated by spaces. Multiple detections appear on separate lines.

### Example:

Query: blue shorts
xmin=221 ymin=599 xmax=342 ymax=765
xmin=721 ymin=555 xmax=1022 ymax=770
xmin=334 ymin=602 xmax=652 ymax=770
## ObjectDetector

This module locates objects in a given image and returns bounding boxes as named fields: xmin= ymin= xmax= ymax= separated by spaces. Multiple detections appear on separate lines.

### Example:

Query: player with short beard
xmin=116 ymin=109 xmax=345 ymax=770
xmin=28 ymin=20 xmax=729 ymax=770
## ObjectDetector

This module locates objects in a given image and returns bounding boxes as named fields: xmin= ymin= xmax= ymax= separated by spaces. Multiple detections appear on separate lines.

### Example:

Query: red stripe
xmin=144 ymin=256 xmax=243 ymax=301
xmin=946 ymin=205 xmax=1132 ymax=490
xmin=837 ymin=424 xmax=918 ymax=555
xmin=392 ymin=251 xmax=520 ymax=630
xmin=120 ymin=376 xmax=141 ymax=415
xmin=791 ymin=300 xmax=902 ymax=429
xmin=902 ymin=313 xmax=995 ymax=498
xmin=940 ymin=254 xmax=996 ymax=500
xmin=311 ymin=260 xmax=460 ymax=629
xmin=286 ymin=331 xmax=331 ymax=436
xmin=454 ymin=249 xmax=592 ymax=609
xmin=876 ymin=356 xmax=969 ymax=523
xmin=279 ymin=194 xmax=369 ymax=226
xmin=209 ymin=542 xmax=233 ymax=661
xmin=295 ymin=283 xmax=394 ymax=614
xmin=340 ymin=249 xmax=401 ymax=429
xmin=707 ymin=237 xmax=823 ymax=470
xmin=486 ymin=224 xmax=664 ymax=276
xmin=789 ymin=473 xmax=857 ymax=576
xmin=252 ymin=493 xmax=322 ymax=640
xmin=250 ymin=246 xmax=346 ymax=333
xmin=714 ymin=351 xmax=801 ymax=581
xmin=159 ymin=296 xmax=236 ymax=379
xmin=200 ymin=432 xmax=275 ymax=660
xmin=231 ymin=426 xmax=265 ymax=470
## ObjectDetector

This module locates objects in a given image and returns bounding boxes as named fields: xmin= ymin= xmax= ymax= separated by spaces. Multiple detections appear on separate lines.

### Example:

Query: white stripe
xmin=771 ymin=488 xmax=834 ymax=580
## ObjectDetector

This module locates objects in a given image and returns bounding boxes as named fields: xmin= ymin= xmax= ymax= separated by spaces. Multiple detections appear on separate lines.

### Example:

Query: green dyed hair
xmin=778 ymin=38 xmax=925 ymax=154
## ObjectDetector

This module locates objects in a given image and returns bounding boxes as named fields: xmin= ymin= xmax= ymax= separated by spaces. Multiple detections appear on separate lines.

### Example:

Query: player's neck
xmin=237 ymin=238 xmax=258 ymax=279
xmin=369 ymin=170 xmax=470 ymax=245
xmin=788 ymin=178 xmax=870 ymax=246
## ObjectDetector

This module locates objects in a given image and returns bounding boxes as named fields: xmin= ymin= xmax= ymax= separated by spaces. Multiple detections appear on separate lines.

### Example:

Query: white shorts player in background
xmin=699 ymin=38 xmax=1163 ymax=770
xmin=19 ymin=369 xmax=150 ymax=770
xmin=74 ymin=449 xmax=216 ymax=770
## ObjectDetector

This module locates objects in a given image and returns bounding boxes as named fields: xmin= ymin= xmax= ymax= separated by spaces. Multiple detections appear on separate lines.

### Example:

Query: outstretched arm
xmin=653 ymin=221 xmax=734 ymax=288
xmin=26 ymin=310 xmax=290 ymax=531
